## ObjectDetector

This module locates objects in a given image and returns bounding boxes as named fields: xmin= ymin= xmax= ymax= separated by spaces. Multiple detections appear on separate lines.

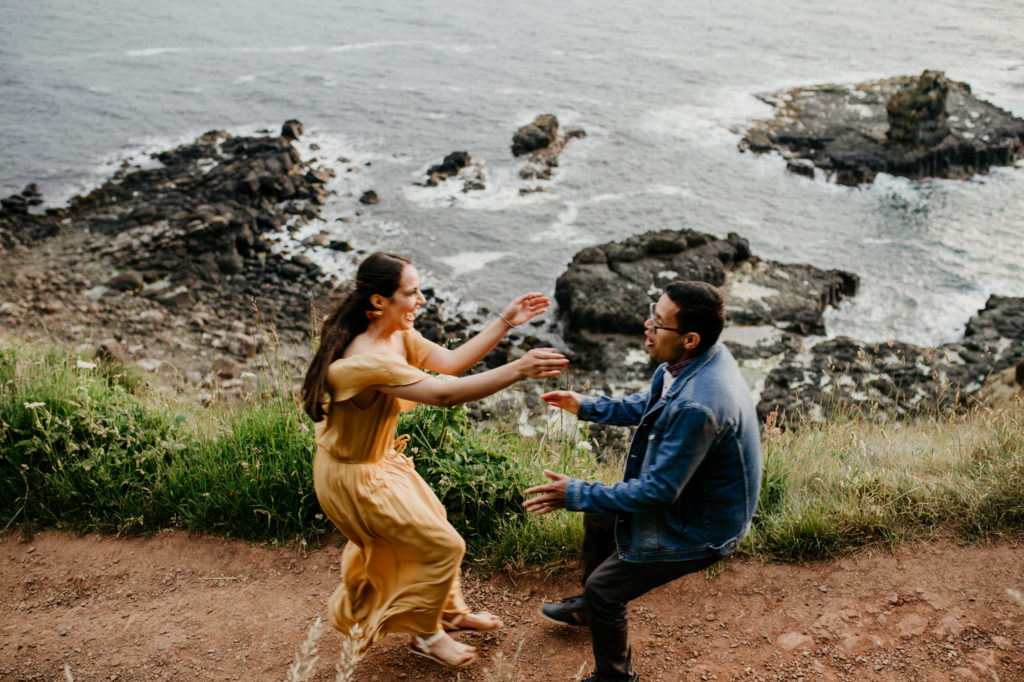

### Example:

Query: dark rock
xmin=740 ymin=72 xmax=1024 ymax=184
xmin=512 ymin=114 xmax=558 ymax=156
xmin=513 ymin=115 xmax=586 ymax=181
xmin=786 ymin=159 xmax=815 ymax=178
xmin=328 ymin=240 xmax=353 ymax=252
xmin=426 ymin=151 xmax=471 ymax=183
xmin=1 ymin=194 xmax=28 ymax=214
xmin=725 ymin=261 xmax=859 ymax=336
xmin=555 ymin=229 xmax=851 ymax=339
xmin=157 ymin=287 xmax=194 ymax=312
xmin=305 ymin=168 xmax=332 ymax=184
xmin=359 ymin=190 xmax=380 ymax=205
xmin=106 ymin=271 xmax=145 ymax=293
xmin=214 ymin=356 xmax=241 ymax=379
xmin=886 ymin=70 xmax=951 ymax=146
xmin=216 ymin=252 xmax=244 ymax=275
xmin=280 ymin=120 xmax=304 ymax=141
xmin=94 ymin=338 xmax=126 ymax=364
xmin=278 ymin=261 xmax=305 ymax=280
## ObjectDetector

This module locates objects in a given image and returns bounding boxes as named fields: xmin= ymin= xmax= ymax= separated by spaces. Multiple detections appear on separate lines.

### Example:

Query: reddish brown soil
xmin=2 ymin=531 xmax=1021 ymax=682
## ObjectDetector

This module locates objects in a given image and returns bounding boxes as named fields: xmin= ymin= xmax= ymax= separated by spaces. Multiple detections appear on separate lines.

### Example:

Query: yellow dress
xmin=312 ymin=328 xmax=469 ymax=652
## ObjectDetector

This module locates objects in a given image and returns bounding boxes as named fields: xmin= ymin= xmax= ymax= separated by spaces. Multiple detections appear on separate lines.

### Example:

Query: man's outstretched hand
xmin=540 ymin=390 xmax=582 ymax=414
xmin=522 ymin=469 xmax=570 ymax=515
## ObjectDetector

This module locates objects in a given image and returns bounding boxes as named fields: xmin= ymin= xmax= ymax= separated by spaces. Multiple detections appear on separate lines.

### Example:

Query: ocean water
xmin=2 ymin=0 xmax=1023 ymax=347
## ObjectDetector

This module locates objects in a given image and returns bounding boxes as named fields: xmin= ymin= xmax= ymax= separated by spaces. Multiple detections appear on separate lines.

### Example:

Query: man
xmin=522 ymin=281 xmax=761 ymax=682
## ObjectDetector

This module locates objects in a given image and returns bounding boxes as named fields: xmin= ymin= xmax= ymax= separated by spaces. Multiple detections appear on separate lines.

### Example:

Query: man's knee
xmin=583 ymin=565 xmax=622 ymax=610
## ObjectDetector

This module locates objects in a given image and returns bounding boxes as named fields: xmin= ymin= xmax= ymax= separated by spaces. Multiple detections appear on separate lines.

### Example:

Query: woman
xmin=301 ymin=252 xmax=568 ymax=668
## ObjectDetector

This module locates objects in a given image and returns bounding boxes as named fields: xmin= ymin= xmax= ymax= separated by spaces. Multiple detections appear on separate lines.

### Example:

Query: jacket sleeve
xmin=577 ymin=390 xmax=650 ymax=426
xmin=565 ymin=403 xmax=716 ymax=514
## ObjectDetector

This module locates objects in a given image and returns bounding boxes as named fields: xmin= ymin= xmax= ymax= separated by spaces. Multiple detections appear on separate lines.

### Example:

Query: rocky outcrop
xmin=0 ymin=122 xmax=543 ymax=402
xmin=554 ymin=229 xmax=1022 ymax=426
xmin=512 ymin=115 xmax=559 ymax=157
xmin=426 ymin=151 xmax=470 ymax=183
xmin=0 ymin=122 xmax=343 ymax=339
xmin=556 ymin=229 xmax=857 ymax=338
xmin=0 ymin=184 xmax=59 ymax=248
xmin=512 ymin=114 xmax=586 ymax=181
xmin=420 ymin=151 xmax=486 ymax=192
xmin=758 ymin=295 xmax=1024 ymax=425
xmin=553 ymin=228 xmax=859 ymax=387
xmin=740 ymin=71 xmax=1024 ymax=185
xmin=886 ymin=70 xmax=951 ymax=146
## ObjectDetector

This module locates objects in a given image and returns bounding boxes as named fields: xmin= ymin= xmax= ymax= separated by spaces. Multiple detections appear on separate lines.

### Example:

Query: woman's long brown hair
xmin=301 ymin=252 xmax=411 ymax=421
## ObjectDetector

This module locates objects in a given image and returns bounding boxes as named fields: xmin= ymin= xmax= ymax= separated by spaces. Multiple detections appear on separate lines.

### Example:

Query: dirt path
xmin=2 ymin=531 xmax=1021 ymax=682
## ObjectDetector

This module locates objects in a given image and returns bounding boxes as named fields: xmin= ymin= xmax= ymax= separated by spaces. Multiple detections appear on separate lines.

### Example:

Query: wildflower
xmin=76 ymin=360 xmax=97 ymax=369
xmin=576 ymin=440 xmax=593 ymax=453
xmin=24 ymin=402 xmax=44 ymax=409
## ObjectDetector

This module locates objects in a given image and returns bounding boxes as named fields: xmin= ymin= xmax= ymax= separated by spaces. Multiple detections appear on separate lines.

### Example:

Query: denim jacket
xmin=565 ymin=343 xmax=761 ymax=562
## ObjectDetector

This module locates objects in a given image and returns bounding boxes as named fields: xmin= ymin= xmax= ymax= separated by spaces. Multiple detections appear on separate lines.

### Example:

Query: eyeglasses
xmin=648 ymin=302 xmax=683 ymax=334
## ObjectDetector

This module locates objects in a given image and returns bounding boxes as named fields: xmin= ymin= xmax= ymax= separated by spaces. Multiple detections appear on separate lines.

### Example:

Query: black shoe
xmin=538 ymin=594 xmax=587 ymax=627
xmin=581 ymin=672 xmax=639 ymax=682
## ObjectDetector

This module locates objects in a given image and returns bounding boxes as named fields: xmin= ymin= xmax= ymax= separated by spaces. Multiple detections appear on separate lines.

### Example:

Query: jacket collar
xmin=654 ymin=343 xmax=721 ymax=402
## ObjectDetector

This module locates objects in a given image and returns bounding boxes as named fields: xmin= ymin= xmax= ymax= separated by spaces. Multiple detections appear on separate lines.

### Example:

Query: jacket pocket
xmin=634 ymin=510 xmax=662 ymax=552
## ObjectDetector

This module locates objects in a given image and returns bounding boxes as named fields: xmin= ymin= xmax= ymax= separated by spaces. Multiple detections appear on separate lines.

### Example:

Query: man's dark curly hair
xmin=663 ymin=281 xmax=725 ymax=354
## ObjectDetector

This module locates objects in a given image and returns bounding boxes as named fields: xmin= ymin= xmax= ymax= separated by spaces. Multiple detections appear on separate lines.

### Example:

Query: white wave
xmin=124 ymin=47 xmax=187 ymax=58
xmin=823 ymin=284 xmax=986 ymax=347
xmin=234 ymin=75 xmax=256 ymax=84
xmin=87 ymin=86 xmax=112 ymax=94
xmin=437 ymin=251 xmax=511 ymax=276
xmin=528 ymin=202 xmax=579 ymax=243
xmin=643 ymin=89 xmax=774 ymax=146
xmin=230 ymin=45 xmax=317 ymax=54
xmin=402 ymin=164 xmax=555 ymax=212
xmin=580 ymin=184 xmax=695 ymax=206
xmin=327 ymin=40 xmax=414 ymax=52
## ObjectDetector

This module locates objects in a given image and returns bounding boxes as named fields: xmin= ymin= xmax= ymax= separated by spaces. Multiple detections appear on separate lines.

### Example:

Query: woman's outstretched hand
xmin=518 ymin=348 xmax=568 ymax=379
xmin=502 ymin=292 xmax=551 ymax=327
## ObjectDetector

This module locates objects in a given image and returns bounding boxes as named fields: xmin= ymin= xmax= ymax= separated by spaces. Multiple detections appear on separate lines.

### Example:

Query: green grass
xmin=2 ymin=339 xmax=1022 ymax=569
xmin=745 ymin=405 xmax=1024 ymax=559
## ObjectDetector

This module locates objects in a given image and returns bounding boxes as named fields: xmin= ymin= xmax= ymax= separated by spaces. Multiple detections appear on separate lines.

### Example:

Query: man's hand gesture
xmin=522 ymin=470 xmax=570 ymax=515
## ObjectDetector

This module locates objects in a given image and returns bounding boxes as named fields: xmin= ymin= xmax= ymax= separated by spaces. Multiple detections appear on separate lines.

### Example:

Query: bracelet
xmin=499 ymin=314 xmax=517 ymax=329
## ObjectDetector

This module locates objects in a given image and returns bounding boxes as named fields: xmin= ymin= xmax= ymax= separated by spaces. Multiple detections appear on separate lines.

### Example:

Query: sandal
xmin=441 ymin=611 xmax=503 ymax=632
xmin=410 ymin=631 xmax=477 ymax=668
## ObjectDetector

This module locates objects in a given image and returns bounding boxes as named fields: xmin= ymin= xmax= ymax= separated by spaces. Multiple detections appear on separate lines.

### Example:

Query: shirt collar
xmin=665 ymin=358 xmax=693 ymax=377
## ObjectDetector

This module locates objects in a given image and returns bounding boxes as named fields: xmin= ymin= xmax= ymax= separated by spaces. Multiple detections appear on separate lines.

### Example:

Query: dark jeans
xmin=580 ymin=513 xmax=719 ymax=681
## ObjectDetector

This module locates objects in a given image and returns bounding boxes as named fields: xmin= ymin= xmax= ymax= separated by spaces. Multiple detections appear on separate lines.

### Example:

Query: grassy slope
xmin=2 ymin=341 xmax=1022 ymax=568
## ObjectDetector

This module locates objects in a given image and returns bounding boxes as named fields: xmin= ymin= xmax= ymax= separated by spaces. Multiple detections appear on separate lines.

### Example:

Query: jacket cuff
xmin=564 ymin=478 xmax=584 ymax=511
xmin=577 ymin=397 xmax=596 ymax=421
